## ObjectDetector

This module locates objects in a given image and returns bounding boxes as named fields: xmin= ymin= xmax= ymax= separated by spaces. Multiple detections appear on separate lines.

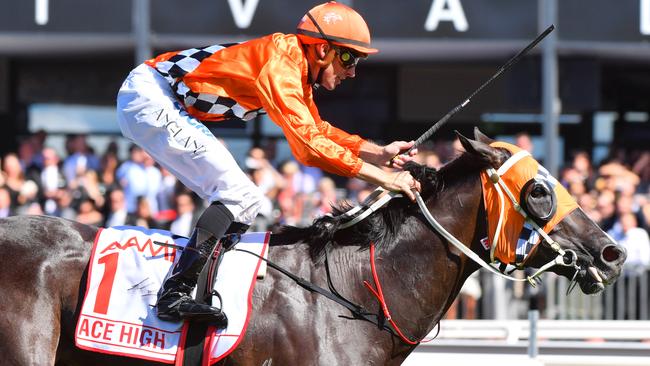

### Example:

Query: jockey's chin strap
xmin=413 ymin=151 xmax=580 ymax=288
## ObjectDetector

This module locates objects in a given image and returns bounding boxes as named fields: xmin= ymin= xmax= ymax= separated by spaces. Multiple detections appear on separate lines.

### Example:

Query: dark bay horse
xmin=0 ymin=130 xmax=625 ymax=365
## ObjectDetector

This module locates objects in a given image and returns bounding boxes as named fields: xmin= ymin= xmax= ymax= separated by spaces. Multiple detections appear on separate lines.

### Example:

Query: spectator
xmin=246 ymin=147 xmax=285 ymax=200
xmin=0 ymin=187 xmax=12 ymax=218
xmin=52 ymin=188 xmax=77 ymax=221
xmin=115 ymin=144 xmax=148 ymax=213
xmin=105 ymin=188 xmax=133 ymax=227
xmin=133 ymin=196 xmax=161 ymax=229
xmin=610 ymin=213 xmax=650 ymax=271
xmin=356 ymin=186 xmax=375 ymax=204
xmin=311 ymin=176 xmax=338 ymax=218
xmin=100 ymin=148 xmax=120 ymax=192
xmin=515 ymin=132 xmax=534 ymax=154
xmin=81 ymin=170 xmax=106 ymax=210
xmin=614 ymin=194 xmax=648 ymax=232
xmin=642 ymin=198 xmax=650 ymax=230
xmin=346 ymin=177 xmax=369 ymax=204
xmin=2 ymin=153 xmax=29 ymax=211
xmin=155 ymin=167 xmax=179 ymax=225
xmin=632 ymin=151 xmax=650 ymax=193
xmin=571 ymin=150 xmax=596 ymax=191
xmin=445 ymin=272 xmax=482 ymax=320
xmin=247 ymin=165 xmax=275 ymax=231
xmin=39 ymin=147 xmax=65 ymax=215
xmin=246 ymin=147 xmax=285 ymax=231
xmin=277 ymin=160 xmax=304 ymax=225
xmin=20 ymin=201 xmax=43 ymax=216
xmin=17 ymin=138 xmax=40 ymax=183
xmin=156 ymin=166 xmax=177 ymax=212
xmin=578 ymin=192 xmax=601 ymax=223
xmin=596 ymin=189 xmax=617 ymax=232
xmin=597 ymin=159 xmax=640 ymax=197
xmin=76 ymin=198 xmax=104 ymax=226
xmin=142 ymin=151 xmax=162 ymax=215
xmin=169 ymin=192 xmax=197 ymax=237
xmin=62 ymin=134 xmax=100 ymax=185
xmin=22 ymin=129 xmax=48 ymax=171
xmin=15 ymin=180 xmax=41 ymax=214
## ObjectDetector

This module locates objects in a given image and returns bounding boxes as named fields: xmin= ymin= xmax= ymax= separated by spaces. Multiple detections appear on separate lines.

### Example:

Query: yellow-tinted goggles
xmin=334 ymin=46 xmax=362 ymax=69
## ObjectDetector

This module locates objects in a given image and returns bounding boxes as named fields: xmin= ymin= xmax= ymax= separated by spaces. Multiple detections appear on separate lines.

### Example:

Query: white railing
xmin=477 ymin=267 xmax=650 ymax=320
xmin=435 ymin=319 xmax=650 ymax=342
xmin=545 ymin=268 xmax=649 ymax=320
xmin=404 ymin=319 xmax=650 ymax=366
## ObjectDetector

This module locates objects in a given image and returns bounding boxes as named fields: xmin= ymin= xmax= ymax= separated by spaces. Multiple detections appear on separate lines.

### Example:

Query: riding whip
xmin=395 ymin=24 xmax=555 ymax=159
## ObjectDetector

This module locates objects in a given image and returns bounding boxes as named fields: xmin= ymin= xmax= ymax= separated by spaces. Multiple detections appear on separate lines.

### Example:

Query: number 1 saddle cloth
xmin=75 ymin=226 xmax=269 ymax=364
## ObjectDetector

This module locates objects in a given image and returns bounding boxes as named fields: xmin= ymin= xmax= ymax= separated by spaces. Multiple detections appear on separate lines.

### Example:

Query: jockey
xmin=116 ymin=1 xmax=421 ymax=327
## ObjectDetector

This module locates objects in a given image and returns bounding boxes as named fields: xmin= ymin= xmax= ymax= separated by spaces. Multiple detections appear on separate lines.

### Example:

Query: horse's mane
xmin=271 ymin=152 xmax=489 ymax=261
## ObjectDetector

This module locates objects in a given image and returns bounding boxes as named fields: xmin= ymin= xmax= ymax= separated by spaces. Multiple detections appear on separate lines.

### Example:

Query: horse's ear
xmin=455 ymin=130 xmax=504 ymax=168
xmin=473 ymin=127 xmax=495 ymax=145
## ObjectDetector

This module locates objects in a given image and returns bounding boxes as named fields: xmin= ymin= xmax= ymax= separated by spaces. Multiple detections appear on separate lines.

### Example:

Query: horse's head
xmin=457 ymin=128 xmax=626 ymax=295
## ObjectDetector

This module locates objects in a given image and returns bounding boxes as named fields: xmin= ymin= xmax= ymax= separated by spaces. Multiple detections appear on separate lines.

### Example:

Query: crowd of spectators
xmin=2 ymin=130 xmax=649 ymax=319
xmin=0 ymin=132 xmax=393 ymax=236
xmin=4 ymin=131 xmax=649 ymax=244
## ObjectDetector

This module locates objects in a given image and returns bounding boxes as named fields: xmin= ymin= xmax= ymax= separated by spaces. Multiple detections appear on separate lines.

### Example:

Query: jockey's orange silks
xmin=480 ymin=142 xmax=579 ymax=265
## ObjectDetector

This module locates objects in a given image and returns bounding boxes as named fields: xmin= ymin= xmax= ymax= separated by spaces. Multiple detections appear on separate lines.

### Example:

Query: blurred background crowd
xmin=2 ymin=127 xmax=649 ymax=320
xmin=4 ymin=129 xmax=649 ymax=264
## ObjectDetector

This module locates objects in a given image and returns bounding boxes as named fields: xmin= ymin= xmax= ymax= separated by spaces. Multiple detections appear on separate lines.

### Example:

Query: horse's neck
xmin=256 ymin=172 xmax=487 ymax=349
xmin=373 ymin=173 xmax=486 ymax=338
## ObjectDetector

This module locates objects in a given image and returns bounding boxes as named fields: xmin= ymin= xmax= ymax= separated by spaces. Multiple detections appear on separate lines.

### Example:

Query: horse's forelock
xmin=404 ymin=162 xmax=436 ymax=181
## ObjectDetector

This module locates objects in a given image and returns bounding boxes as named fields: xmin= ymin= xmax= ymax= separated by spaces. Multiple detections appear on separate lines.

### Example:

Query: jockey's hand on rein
xmin=386 ymin=171 xmax=421 ymax=201
xmin=385 ymin=141 xmax=418 ymax=169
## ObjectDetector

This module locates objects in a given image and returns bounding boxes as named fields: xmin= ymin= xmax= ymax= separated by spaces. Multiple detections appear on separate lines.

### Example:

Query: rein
xmin=232 ymin=247 xmax=428 ymax=345
xmin=363 ymin=243 xmax=434 ymax=345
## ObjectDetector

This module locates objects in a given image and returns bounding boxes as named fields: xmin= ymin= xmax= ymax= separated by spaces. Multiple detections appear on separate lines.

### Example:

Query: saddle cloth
xmin=75 ymin=226 xmax=269 ymax=364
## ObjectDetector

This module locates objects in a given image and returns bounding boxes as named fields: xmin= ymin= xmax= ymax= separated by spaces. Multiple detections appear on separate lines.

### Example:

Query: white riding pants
xmin=116 ymin=64 xmax=262 ymax=225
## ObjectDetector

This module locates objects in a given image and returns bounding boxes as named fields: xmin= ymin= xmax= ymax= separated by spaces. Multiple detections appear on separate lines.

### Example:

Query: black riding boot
xmin=156 ymin=228 xmax=228 ymax=324
xmin=156 ymin=202 xmax=234 ymax=325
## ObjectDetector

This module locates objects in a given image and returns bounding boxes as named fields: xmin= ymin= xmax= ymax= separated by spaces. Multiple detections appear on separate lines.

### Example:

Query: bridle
xmin=413 ymin=149 xmax=582 ymax=292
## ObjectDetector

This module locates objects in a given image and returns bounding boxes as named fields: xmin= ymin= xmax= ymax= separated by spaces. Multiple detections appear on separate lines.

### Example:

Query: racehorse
xmin=0 ymin=130 xmax=625 ymax=366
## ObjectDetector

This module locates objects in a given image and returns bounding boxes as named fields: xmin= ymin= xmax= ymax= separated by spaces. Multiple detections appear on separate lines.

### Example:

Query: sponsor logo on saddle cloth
xmin=75 ymin=226 xmax=269 ymax=364
xmin=480 ymin=142 xmax=578 ymax=266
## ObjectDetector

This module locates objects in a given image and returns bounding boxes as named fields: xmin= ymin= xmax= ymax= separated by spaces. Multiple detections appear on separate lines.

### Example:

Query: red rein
xmin=363 ymin=243 xmax=432 ymax=345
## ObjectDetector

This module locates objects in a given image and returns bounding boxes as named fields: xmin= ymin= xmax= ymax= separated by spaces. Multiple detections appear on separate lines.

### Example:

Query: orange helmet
xmin=296 ymin=1 xmax=378 ymax=55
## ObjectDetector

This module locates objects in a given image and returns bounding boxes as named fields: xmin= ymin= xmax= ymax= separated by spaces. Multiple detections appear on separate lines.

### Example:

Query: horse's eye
xmin=531 ymin=186 xmax=546 ymax=198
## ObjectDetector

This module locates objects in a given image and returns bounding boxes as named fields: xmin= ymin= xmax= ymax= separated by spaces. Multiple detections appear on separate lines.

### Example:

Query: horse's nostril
xmin=602 ymin=245 xmax=622 ymax=263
